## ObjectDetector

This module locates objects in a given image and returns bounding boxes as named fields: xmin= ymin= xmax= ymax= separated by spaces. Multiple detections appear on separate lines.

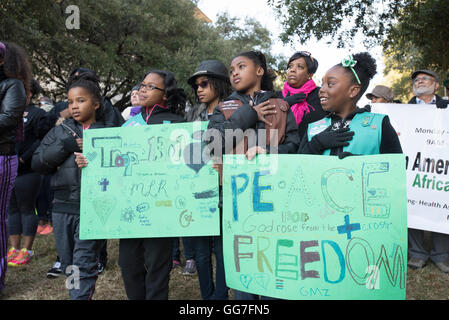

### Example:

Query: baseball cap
xmin=411 ymin=69 xmax=440 ymax=83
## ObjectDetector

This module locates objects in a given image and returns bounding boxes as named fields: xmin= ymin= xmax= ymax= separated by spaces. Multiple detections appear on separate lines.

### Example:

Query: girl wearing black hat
xmin=186 ymin=60 xmax=233 ymax=122
xmin=184 ymin=60 xmax=232 ymax=300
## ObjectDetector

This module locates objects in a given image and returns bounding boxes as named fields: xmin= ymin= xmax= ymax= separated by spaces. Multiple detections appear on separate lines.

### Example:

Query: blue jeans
xmin=172 ymin=237 xmax=195 ymax=261
xmin=53 ymin=212 xmax=103 ymax=300
xmin=408 ymin=228 xmax=449 ymax=263
xmin=192 ymin=235 xmax=228 ymax=300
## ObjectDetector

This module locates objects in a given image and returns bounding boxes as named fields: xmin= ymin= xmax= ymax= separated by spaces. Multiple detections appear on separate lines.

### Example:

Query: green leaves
xmin=269 ymin=0 xmax=449 ymax=100
xmin=0 ymin=0 xmax=282 ymax=110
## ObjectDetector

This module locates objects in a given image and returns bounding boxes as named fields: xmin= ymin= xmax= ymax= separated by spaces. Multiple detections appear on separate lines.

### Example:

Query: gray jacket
xmin=184 ymin=102 xmax=210 ymax=122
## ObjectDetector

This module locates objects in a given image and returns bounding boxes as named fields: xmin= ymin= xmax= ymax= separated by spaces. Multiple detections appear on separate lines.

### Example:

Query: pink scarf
xmin=282 ymin=79 xmax=317 ymax=125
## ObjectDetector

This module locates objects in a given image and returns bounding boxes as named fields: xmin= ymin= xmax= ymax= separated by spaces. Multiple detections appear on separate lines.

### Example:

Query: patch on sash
xmin=220 ymin=100 xmax=241 ymax=110
xmin=361 ymin=115 xmax=374 ymax=127
xmin=309 ymin=123 xmax=328 ymax=136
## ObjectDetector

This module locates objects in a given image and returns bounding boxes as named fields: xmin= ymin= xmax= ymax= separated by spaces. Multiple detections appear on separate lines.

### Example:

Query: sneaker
xmin=183 ymin=259 xmax=197 ymax=275
xmin=40 ymin=224 xmax=53 ymax=235
xmin=9 ymin=248 xmax=33 ymax=266
xmin=47 ymin=261 xmax=63 ymax=278
xmin=7 ymin=247 xmax=18 ymax=264
xmin=435 ymin=261 xmax=449 ymax=274
xmin=407 ymin=257 xmax=427 ymax=270
xmin=36 ymin=224 xmax=46 ymax=235
xmin=172 ymin=259 xmax=182 ymax=269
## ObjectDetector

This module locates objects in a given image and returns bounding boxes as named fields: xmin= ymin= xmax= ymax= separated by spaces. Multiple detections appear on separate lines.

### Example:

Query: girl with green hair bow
xmin=298 ymin=52 xmax=403 ymax=158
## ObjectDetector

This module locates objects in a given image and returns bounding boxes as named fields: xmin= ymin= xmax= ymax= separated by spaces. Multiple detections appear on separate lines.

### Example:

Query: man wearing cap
xmin=366 ymin=85 xmax=394 ymax=103
xmin=409 ymin=69 xmax=448 ymax=109
xmin=407 ymin=69 xmax=449 ymax=273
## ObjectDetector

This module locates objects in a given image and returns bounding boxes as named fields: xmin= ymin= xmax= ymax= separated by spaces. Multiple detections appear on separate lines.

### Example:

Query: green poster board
xmin=80 ymin=122 xmax=219 ymax=240
xmin=222 ymin=154 xmax=407 ymax=300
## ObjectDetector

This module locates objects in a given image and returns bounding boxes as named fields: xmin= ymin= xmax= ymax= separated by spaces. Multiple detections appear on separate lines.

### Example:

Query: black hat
xmin=188 ymin=60 xmax=229 ymax=86
xmin=411 ymin=69 xmax=440 ymax=83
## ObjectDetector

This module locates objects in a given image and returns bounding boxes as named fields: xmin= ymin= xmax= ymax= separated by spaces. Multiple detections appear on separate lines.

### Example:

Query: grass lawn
xmin=2 ymin=232 xmax=449 ymax=300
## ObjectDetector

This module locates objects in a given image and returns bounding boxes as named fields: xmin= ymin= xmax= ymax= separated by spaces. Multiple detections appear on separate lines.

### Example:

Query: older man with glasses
xmin=407 ymin=69 xmax=449 ymax=273
xmin=408 ymin=69 xmax=448 ymax=108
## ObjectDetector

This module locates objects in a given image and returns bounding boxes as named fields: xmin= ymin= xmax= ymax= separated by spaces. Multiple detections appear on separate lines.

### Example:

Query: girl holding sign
xmin=118 ymin=70 xmax=186 ymax=300
xmin=298 ymin=52 xmax=402 ymax=156
xmin=207 ymin=50 xmax=299 ymax=159
xmin=207 ymin=51 xmax=300 ymax=300
xmin=75 ymin=70 xmax=186 ymax=300
xmin=186 ymin=60 xmax=232 ymax=299
xmin=32 ymin=72 xmax=114 ymax=300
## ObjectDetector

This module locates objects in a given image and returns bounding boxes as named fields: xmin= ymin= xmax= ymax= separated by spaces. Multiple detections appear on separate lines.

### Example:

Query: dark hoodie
xmin=207 ymin=90 xmax=300 ymax=155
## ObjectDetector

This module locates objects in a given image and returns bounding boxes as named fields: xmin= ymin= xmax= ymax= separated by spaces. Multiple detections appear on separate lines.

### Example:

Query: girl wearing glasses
xmin=282 ymin=51 xmax=326 ymax=138
xmin=119 ymin=70 xmax=186 ymax=300
xmin=75 ymin=70 xmax=186 ymax=299
xmin=122 ymin=70 xmax=186 ymax=127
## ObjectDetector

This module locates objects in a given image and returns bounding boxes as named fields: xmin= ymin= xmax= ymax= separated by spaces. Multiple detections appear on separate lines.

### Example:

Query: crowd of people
xmin=0 ymin=39 xmax=448 ymax=300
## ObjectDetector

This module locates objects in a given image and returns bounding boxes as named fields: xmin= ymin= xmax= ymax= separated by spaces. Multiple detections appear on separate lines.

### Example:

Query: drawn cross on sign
xmin=337 ymin=214 xmax=361 ymax=240
xmin=99 ymin=178 xmax=110 ymax=192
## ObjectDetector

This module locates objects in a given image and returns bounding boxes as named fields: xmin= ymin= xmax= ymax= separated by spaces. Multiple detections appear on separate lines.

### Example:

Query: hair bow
xmin=341 ymin=55 xmax=361 ymax=84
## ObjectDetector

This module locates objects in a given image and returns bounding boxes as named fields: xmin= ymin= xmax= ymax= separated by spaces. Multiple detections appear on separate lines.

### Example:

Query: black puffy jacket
xmin=0 ymin=67 xmax=27 ymax=154
xmin=31 ymin=118 xmax=109 ymax=215
xmin=16 ymin=104 xmax=52 ymax=175
xmin=207 ymin=90 xmax=300 ymax=155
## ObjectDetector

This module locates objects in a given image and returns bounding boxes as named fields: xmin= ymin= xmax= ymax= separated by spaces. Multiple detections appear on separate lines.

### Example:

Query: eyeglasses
xmin=193 ymin=80 xmax=209 ymax=91
xmin=413 ymin=76 xmax=434 ymax=83
xmin=139 ymin=83 xmax=164 ymax=92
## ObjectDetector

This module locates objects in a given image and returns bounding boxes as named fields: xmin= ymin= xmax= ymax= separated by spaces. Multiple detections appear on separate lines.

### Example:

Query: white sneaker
xmin=47 ymin=261 xmax=63 ymax=278
xmin=183 ymin=259 xmax=197 ymax=275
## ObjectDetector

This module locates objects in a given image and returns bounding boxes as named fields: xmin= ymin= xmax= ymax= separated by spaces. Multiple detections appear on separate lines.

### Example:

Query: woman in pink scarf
xmin=282 ymin=51 xmax=326 ymax=138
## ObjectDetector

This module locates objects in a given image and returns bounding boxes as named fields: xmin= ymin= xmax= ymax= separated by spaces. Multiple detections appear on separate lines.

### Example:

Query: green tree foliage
xmin=269 ymin=0 xmax=449 ymax=99
xmin=268 ymin=0 xmax=406 ymax=48
xmin=0 ymin=0 xmax=282 ymax=109
xmin=383 ymin=0 xmax=449 ymax=100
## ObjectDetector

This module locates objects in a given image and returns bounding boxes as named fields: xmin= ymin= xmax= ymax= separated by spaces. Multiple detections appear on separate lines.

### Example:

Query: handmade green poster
xmin=79 ymin=122 xmax=219 ymax=240
xmin=222 ymin=154 xmax=408 ymax=300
